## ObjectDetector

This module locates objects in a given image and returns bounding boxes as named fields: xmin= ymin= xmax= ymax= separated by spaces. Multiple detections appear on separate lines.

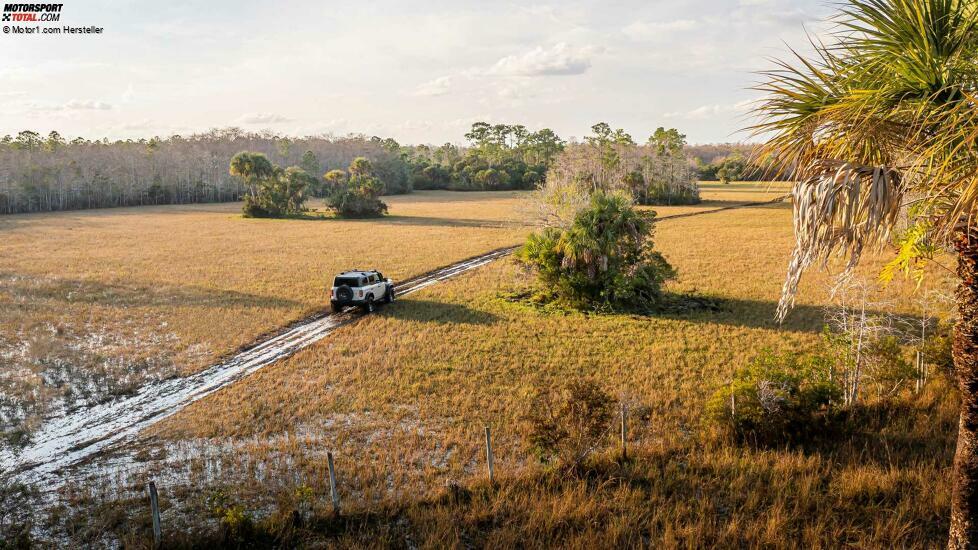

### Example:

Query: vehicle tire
xmin=364 ymin=295 xmax=375 ymax=313
xmin=335 ymin=285 xmax=354 ymax=303
xmin=331 ymin=301 xmax=341 ymax=313
xmin=385 ymin=286 xmax=395 ymax=303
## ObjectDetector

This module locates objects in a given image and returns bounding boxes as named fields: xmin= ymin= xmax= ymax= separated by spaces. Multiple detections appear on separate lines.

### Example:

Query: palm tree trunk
xmin=950 ymin=228 xmax=978 ymax=548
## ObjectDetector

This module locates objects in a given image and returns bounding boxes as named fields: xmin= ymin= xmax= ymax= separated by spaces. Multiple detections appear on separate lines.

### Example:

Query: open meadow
xmin=6 ymin=183 xmax=956 ymax=547
xmin=0 ymin=191 xmax=530 ymax=445
xmin=0 ymin=184 xmax=784 ymax=447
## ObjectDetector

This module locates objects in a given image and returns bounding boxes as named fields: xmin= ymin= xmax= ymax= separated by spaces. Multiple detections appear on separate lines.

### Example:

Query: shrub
xmin=231 ymin=152 xmax=311 ymax=218
xmin=864 ymin=335 xmax=915 ymax=398
xmin=705 ymin=350 xmax=841 ymax=445
xmin=240 ymin=166 xmax=314 ymax=218
xmin=523 ymin=379 xmax=616 ymax=467
xmin=205 ymin=489 xmax=257 ymax=543
xmin=924 ymin=320 xmax=955 ymax=383
xmin=325 ymin=157 xmax=388 ymax=218
xmin=516 ymin=192 xmax=675 ymax=311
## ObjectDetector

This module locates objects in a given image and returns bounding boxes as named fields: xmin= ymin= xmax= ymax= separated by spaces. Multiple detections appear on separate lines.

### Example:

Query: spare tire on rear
xmin=336 ymin=285 xmax=354 ymax=302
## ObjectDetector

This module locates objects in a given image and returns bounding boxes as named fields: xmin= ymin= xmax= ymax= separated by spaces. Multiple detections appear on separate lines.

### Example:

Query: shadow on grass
xmin=502 ymin=290 xmax=920 ymax=335
xmin=0 ymin=271 xmax=302 ymax=310
xmin=382 ymin=299 xmax=499 ymax=325
xmin=657 ymin=293 xmax=926 ymax=335
xmin=345 ymin=214 xmax=525 ymax=229
xmin=649 ymin=198 xmax=791 ymax=215
xmin=136 ymin=400 xmax=953 ymax=548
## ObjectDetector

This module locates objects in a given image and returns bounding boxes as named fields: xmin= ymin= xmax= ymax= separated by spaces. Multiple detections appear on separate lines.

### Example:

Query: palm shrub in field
xmin=706 ymin=350 xmax=841 ymax=445
xmin=522 ymin=379 xmax=616 ymax=468
xmin=517 ymin=191 xmax=675 ymax=311
xmin=324 ymin=157 xmax=389 ymax=218
xmin=230 ymin=152 xmax=314 ymax=218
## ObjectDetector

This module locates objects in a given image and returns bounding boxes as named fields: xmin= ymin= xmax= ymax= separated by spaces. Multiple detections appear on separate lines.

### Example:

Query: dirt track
xmin=0 ymin=195 xmax=788 ymax=485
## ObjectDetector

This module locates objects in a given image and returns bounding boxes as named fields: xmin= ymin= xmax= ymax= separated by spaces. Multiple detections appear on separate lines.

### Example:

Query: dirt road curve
xmin=0 ymin=248 xmax=515 ymax=485
xmin=0 ymin=195 xmax=786 ymax=485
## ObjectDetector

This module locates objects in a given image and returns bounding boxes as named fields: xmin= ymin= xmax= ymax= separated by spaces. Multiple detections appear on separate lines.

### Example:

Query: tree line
xmin=0 ymin=124 xmax=785 ymax=215
xmin=0 ymin=129 xmax=410 ymax=215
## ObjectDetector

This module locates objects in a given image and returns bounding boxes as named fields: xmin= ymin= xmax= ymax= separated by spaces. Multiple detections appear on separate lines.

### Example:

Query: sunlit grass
xmin=0 ymin=191 xmax=531 ymax=437
xmin=115 ymin=184 xmax=953 ymax=546
xmin=2 ymin=183 xmax=958 ymax=545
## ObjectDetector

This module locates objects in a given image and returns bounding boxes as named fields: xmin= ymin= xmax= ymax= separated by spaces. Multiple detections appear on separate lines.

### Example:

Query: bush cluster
xmin=231 ymin=152 xmax=315 ymax=218
xmin=323 ymin=157 xmax=388 ymax=218
xmin=705 ymin=350 xmax=841 ymax=445
xmin=517 ymin=192 xmax=675 ymax=311
xmin=523 ymin=379 xmax=617 ymax=467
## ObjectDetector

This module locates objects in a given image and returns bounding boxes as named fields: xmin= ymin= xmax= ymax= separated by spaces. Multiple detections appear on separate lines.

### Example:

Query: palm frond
xmin=753 ymin=0 xmax=978 ymax=321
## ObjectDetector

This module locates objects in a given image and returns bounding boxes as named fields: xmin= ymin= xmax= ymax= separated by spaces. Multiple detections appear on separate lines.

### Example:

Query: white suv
xmin=330 ymin=270 xmax=394 ymax=313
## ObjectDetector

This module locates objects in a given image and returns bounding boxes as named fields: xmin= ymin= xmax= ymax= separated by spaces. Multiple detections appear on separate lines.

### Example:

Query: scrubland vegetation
xmin=2 ymin=183 xmax=957 ymax=547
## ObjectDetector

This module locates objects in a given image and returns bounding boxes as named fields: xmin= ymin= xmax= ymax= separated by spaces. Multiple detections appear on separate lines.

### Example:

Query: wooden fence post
xmin=327 ymin=451 xmax=340 ymax=514
xmin=485 ymin=426 xmax=495 ymax=483
xmin=620 ymin=403 xmax=627 ymax=460
xmin=148 ymin=480 xmax=161 ymax=549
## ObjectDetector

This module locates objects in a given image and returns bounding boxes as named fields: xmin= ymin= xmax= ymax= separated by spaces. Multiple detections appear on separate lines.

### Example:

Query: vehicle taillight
xmin=357 ymin=290 xmax=363 ymax=297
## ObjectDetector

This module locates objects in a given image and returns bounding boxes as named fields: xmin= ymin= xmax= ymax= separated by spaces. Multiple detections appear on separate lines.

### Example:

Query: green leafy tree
xmin=648 ymin=127 xmax=686 ymax=156
xmin=299 ymin=150 xmax=323 ymax=195
xmin=299 ymin=150 xmax=320 ymax=176
xmin=753 ymin=1 xmax=978 ymax=542
xmin=14 ymin=131 xmax=42 ymax=152
xmin=716 ymin=154 xmax=746 ymax=184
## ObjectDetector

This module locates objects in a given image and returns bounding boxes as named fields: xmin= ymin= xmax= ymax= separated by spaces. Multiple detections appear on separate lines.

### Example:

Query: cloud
xmin=664 ymin=100 xmax=753 ymax=120
xmin=236 ymin=113 xmax=292 ymax=124
xmin=62 ymin=100 xmax=113 ymax=111
xmin=483 ymin=43 xmax=594 ymax=76
xmin=118 ymin=119 xmax=154 ymax=131
xmin=497 ymin=82 xmax=536 ymax=100
xmin=622 ymin=19 xmax=697 ymax=41
xmin=24 ymin=99 xmax=113 ymax=112
xmin=414 ymin=75 xmax=453 ymax=97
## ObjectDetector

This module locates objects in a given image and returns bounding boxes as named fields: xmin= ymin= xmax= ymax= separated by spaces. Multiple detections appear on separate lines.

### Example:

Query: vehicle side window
xmin=369 ymin=275 xmax=377 ymax=283
xmin=359 ymin=278 xmax=367 ymax=286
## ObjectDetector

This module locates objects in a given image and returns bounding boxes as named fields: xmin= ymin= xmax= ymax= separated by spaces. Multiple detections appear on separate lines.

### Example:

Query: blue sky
xmin=0 ymin=0 xmax=834 ymax=144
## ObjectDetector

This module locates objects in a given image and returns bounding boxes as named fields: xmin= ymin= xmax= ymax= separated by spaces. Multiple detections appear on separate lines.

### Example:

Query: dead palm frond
xmin=751 ymin=0 xmax=978 ymax=321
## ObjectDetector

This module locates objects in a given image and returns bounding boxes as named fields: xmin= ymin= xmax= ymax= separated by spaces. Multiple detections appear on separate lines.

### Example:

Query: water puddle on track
xmin=0 ymin=247 xmax=516 ymax=487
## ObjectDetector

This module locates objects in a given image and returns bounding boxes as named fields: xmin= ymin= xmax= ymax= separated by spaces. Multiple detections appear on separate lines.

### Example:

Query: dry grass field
xmin=0 ymin=191 xmax=532 ymax=443
xmin=0 ymin=184 xmax=783 ymax=444
xmin=17 ymin=183 xmax=955 ymax=547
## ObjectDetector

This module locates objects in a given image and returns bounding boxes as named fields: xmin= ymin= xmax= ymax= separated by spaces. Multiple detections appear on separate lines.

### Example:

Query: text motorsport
xmin=2 ymin=3 xmax=104 ymax=35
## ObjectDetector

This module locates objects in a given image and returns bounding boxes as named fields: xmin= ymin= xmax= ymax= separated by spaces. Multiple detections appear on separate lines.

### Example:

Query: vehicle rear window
xmin=334 ymin=277 xmax=361 ymax=287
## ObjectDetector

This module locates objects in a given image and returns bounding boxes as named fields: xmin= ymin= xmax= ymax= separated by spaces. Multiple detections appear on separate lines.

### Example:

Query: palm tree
xmin=753 ymin=0 xmax=978 ymax=545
